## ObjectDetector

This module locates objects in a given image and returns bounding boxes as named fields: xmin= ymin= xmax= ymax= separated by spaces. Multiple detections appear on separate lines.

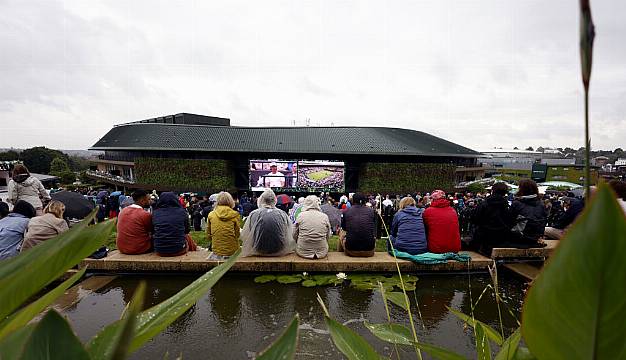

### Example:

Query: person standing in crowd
xmin=469 ymin=182 xmax=513 ymax=256
xmin=609 ymin=180 xmax=626 ymax=215
xmin=338 ymin=193 xmax=376 ymax=257
xmin=21 ymin=200 xmax=69 ymax=251
xmin=320 ymin=197 xmax=342 ymax=234
xmin=7 ymin=164 xmax=51 ymax=216
xmin=206 ymin=192 xmax=241 ymax=260
xmin=241 ymin=189 xmax=294 ymax=257
xmin=0 ymin=200 xmax=36 ymax=260
xmin=544 ymin=196 xmax=584 ymax=239
xmin=116 ymin=190 xmax=153 ymax=255
xmin=423 ymin=190 xmax=461 ymax=253
xmin=509 ymin=179 xmax=547 ymax=248
xmin=152 ymin=192 xmax=197 ymax=257
xmin=389 ymin=196 xmax=427 ymax=255
xmin=294 ymin=195 xmax=332 ymax=259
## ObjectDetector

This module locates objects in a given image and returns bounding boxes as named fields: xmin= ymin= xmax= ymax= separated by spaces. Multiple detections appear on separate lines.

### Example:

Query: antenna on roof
xmin=306 ymin=118 xmax=310 ymax=127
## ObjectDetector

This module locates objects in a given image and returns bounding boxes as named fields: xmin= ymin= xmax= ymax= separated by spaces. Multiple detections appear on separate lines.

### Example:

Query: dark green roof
xmin=91 ymin=123 xmax=479 ymax=158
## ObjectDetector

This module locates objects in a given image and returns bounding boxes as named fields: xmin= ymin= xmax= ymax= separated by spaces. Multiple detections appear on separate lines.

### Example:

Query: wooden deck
xmin=80 ymin=250 xmax=492 ymax=273
xmin=491 ymin=240 xmax=559 ymax=259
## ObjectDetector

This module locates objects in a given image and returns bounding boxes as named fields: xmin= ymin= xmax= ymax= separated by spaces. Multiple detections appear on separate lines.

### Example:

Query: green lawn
xmin=107 ymin=230 xmax=388 ymax=252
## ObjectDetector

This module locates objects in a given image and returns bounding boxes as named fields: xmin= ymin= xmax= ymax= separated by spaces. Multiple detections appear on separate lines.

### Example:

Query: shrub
xmin=358 ymin=162 xmax=456 ymax=194
xmin=134 ymin=158 xmax=234 ymax=192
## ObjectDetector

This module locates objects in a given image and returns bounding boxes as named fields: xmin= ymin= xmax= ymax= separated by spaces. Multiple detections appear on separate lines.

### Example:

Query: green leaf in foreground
xmin=19 ymin=310 xmax=90 ymax=360
xmin=413 ymin=342 xmax=466 ymax=360
xmin=0 ymin=214 xmax=113 ymax=320
xmin=495 ymin=328 xmax=521 ymax=360
xmin=363 ymin=321 xmax=413 ymax=346
xmin=88 ymin=249 xmax=241 ymax=354
xmin=0 ymin=267 xmax=86 ymax=341
xmin=446 ymin=306 xmax=503 ymax=346
xmin=254 ymin=275 xmax=276 ymax=284
xmin=385 ymin=292 xmax=409 ymax=311
xmin=256 ymin=315 xmax=299 ymax=360
xmin=87 ymin=282 xmax=146 ymax=360
xmin=317 ymin=294 xmax=381 ymax=360
xmin=522 ymin=184 xmax=626 ymax=360
xmin=475 ymin=323 xmax=491 ymax=360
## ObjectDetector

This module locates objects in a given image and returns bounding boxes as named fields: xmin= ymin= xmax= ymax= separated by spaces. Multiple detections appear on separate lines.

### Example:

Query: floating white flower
xmin=336 ymin=272 xmax=347 ymax=280
xmin=302 ymin=272 xmax=308 ymax=277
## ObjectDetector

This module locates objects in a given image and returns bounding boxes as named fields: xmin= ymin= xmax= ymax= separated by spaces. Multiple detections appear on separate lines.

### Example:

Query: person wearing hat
xmin=256 ymin=162 xmax=286 ymax=188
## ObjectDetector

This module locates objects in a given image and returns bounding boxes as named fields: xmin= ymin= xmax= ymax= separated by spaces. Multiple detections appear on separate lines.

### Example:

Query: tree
xmin=20 ymin=147 xmax=69 ymax=174
xmin=0 ymin=150 xmax=19 ymax=161
xmin=50 ymin=157 xmax=70 ymax=176
xmin=537 ymin=146 xmax=545 ymax=153
xmin=614 ymin=148 xmax=624 ymax=154
xmin=513 ymin=146 xmax=519 ymax=150
xmin=526 ymin=146 xmax=534 ymax=151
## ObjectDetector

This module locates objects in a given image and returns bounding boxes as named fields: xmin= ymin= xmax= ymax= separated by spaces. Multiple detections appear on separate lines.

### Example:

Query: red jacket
xmin=423 ymin=199 xmax=461 ymax=253
xmin=116 ymin=205 xmax=152 ymax=254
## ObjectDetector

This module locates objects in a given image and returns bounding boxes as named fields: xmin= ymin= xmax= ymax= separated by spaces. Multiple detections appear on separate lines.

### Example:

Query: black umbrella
xmin=51 ymin=191 xmax=95 ymax=220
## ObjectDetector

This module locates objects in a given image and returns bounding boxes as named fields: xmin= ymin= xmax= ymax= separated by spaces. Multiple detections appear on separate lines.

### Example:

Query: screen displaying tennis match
xmin=249 ymin=160 xmax=345 ymax=192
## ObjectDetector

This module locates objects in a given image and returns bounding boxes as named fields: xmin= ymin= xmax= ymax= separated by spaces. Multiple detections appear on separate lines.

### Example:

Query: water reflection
xmin=208 ymin=281 xmax=242 ymax=330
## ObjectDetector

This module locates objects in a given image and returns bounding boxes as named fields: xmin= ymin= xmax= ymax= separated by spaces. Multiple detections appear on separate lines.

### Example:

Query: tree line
xmin=0 ymin=147 xmax=91 ymax=184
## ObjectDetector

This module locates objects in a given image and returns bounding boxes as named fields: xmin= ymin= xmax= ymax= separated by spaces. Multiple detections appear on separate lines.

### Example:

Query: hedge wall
xmin=134 ymin=158 xmax=234 ymax=192
xmin=358 ymin=162 xmax=456 ymax=194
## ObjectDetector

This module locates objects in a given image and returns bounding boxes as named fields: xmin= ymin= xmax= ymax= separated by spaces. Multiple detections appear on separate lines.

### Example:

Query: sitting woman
xmin=423 ymin=190 xmax=461 ymax=253
xmin=509 ymin=179 xmax=547 ymax=248
xmin=0 ymin=200 xmax=36 ymax=260
xmin=294 ymin=195 xmax=332 ymax=259
xmin=389 ymin=196 xmax=427 ymax=255
xmin=152 ymin=192 xmax=197 ymax=257
xmin=241 ymin=189 xmax=294 ymax=257
xmin=21 ymin=200 xmax=69 ymax=251
xmin=207 ymin=192 xmax=241 ymax=260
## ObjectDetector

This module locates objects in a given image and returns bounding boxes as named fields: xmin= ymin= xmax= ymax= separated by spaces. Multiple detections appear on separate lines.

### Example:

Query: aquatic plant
xmin=0 ymin=211 xmax=243 ymax=359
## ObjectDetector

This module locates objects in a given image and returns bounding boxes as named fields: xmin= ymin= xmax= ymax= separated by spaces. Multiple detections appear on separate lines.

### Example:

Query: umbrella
xmin=276 ymin=194 xmax=294 ymax=205
xmin=51 ymin=191 xmax=95 ymax=220
xmin=209 ymin=193 xmax=219 ymax=202
xmin=568 ymin=188 xmax=585 ymax=198
xmin=110 ymin=191 xmax=122 ymax=196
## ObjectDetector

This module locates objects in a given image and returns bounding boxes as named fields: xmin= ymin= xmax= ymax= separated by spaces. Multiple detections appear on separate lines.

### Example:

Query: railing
xmin=86 ymin=170 xmax=136 ymax=184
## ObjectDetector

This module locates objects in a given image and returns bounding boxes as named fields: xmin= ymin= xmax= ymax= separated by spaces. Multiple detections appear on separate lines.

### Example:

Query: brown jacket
xmin=21 ymin=213 xmax=69 ymax=251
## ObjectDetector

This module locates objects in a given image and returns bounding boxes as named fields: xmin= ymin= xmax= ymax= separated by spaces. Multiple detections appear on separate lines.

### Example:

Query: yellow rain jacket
xmin=207 ymin=205 xmax=241 ymax=256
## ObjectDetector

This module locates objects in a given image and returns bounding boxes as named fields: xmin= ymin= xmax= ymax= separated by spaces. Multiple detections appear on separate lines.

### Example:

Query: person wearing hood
xmin=469 ymin=182 xmax=514 ymax=256
xmin=509 ymin=179 xmax=547 ymax=247
xmin=320 ymin=197 xmax=342 ymax=234
xmin=544 ymin=196 xmax=584 ymax=239
xmin=294 ymin=195 xmax=331 ymax=259
xmin=21 ymin=200 xmax=69 ymax=251
xmin=423 ymin=190 xmax=461 ymax=253
xmin=241 ymin=189 xmax=294 ymax=257
xmin=389 ymin=196 xmax=427 ymax=255
xmin=152 ymin=192 xmax=197 ymax=257
xmin=7 ymin=164 xmax=51 ymax=216
xmin=207 ymin=192 xmax=241 ymax=260
xmin=0 ymin=200 xmax=36 ymax=260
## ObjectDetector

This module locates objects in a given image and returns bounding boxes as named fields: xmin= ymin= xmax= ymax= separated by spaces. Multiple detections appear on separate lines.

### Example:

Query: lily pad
xmin=254 ymin=275 xmax=277 ymax=284
xmin=301 ymin=279 xmax=317 ymax=287
xmin=276 ymin=275 xmax=303 ymax=284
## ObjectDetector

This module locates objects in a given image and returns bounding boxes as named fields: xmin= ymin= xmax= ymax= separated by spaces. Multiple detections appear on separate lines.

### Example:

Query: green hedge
xmin=135 ymin=158 xmax=234 ymax=192
xmin=358 ymin=162 xmax=456 ymax=194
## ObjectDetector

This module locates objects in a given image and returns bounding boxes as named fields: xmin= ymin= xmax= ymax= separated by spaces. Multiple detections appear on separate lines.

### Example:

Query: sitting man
xmin=544 ymin=196 xmax=584 ymax=240
xmin=116 ymin=190 xmax=153 ymax=255
xmin=338 ymin=193 xmax=376 ymax=257
xmin=469 ymin=182 xmax=514 ymax=256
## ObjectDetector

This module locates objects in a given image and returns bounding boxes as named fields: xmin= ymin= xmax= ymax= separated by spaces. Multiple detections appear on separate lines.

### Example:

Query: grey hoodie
xmin=7 ymin=175 xmax=50 ymax=209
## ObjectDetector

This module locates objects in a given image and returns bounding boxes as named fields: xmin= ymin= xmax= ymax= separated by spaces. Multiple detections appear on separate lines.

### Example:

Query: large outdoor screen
xmin=249 ymin=160 xmax=344 ymax=192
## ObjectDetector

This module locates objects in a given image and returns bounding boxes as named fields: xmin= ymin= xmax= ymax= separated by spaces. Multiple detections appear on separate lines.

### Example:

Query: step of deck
xmin=80 ymin=250 xmax=492 ymax=273
xmin=491 ymin=240 xmax=559 ymax=259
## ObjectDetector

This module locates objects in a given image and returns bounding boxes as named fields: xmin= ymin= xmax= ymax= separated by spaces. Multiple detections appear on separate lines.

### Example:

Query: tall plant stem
xmin=584 ymin=89 xmax=591 ymax=201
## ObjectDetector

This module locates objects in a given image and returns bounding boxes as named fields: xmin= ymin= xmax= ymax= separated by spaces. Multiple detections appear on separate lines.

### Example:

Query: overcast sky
xmin=1 ymin=0 xmax=624 ymax=151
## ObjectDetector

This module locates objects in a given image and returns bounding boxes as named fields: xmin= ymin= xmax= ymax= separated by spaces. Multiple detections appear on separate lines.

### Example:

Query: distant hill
xmin=0 ymin=148 xmax=102 ymax=158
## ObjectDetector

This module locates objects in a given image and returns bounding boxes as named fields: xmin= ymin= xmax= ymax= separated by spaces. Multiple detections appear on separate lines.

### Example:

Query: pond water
xmin=64 ymin=272 xmax=527 ymax=359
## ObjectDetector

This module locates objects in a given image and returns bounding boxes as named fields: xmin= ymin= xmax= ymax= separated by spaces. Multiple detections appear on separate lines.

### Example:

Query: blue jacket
xmin=152 ymin=192 xmax=190 ymax=255
xmin=390 ymin=206 xmax=427 ymax=255
xmin=0 ymin=213 xmax=30 ymax=260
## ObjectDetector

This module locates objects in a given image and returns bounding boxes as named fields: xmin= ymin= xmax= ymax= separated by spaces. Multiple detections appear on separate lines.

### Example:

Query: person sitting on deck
xmin=241 ymin=189 xmax=294 ymax=257
xmin=469 ymin=182 xmax=514 ymax=256
xmin=21 ymin=200 xmax=69 ymax=251
xmin=337 ymin=193 xmax=376 ymax=257
xmin=116 ymin=190 xmax=153 ymax=255
xmin=0 ymin=200 xmax=36 ymax=260
xmin=609 ymin=180 xmax=626 ymax=215
xmin=508 ymin=179 xmax=547 ymax=249
xmin=0 ymin=201 xmax=9 ymax=220
xmin=294 ymin=195 xmax=332 ymax=259
xmin=152 ymin=192 xmax=197 ymax=257
xmin=320 ymin=197 xmax=342 ymax=235
xmin=423 ymin=190 xmax=461 ymax=253
xmin=389 ymin=196 xmax=427 ymax=255
xmin=543 ymin=196 xmax=584 ymax=240
xmin=207 ymin=192 xmax=241 ymax=260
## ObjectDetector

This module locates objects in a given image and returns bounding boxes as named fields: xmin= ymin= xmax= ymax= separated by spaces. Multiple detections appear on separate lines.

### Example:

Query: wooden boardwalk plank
xmin=80 ymin=250 xmax=492 ymax=273
xmin=502 ymin=263 xmax=542 ymax=281
xmin=491 ymin=240 xmax=559 ymax=259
